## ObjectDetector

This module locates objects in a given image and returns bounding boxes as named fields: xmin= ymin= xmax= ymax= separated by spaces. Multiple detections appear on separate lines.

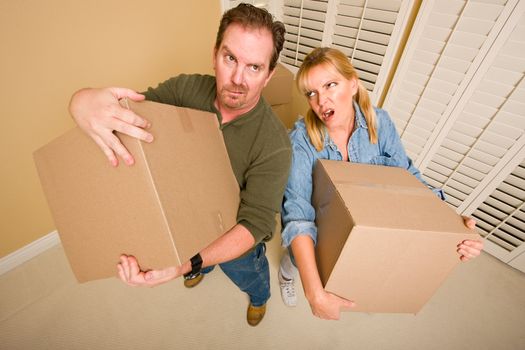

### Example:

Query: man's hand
xmin=459 ymin=216 xmax=483 ymax=262
xmin=69 ymin=87 xmax=152 ymax=166
xmin=117 ymin=255 xmax=181 ymax=287
xmin=307 ymin=289 xmax=355 ymax=320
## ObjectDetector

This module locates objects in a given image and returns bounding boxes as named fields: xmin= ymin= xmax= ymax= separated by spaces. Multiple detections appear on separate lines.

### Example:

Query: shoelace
xmin=281 ymin=279 xmax=296 ymax=297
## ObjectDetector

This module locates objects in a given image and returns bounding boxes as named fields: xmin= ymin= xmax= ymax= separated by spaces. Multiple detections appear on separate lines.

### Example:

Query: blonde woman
xmin=279 ymin=47 xmax=483 ymax=320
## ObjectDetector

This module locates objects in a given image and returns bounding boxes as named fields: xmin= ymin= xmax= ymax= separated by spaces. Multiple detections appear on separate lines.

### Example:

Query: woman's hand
xmin=307 ymin=289 xmax=355 ymax=320
xmin=459 ymin=216 xmax=483 ymax=262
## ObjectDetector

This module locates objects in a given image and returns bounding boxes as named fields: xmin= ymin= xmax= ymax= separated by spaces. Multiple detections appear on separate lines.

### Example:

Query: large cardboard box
xmin=262 ymin=63 xmax=293 ymax=106
xmin=271 ymin=103 xmax=299 ymax=130
xmin=263 ymin=63 xmax=297 ymax=129
xmin=34 ymin=100 xmax=240 ymax=283
xmin=313 ymin=160 xmax=480 ymax=314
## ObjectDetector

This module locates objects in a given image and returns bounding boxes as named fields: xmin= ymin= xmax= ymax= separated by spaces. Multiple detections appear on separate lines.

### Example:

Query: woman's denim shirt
xmin=281 ymin=101 xmax=445 ymax=248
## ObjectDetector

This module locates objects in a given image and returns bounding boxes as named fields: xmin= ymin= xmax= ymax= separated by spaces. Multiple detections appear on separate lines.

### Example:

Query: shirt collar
xmin=353 ymin=100 xmax=369 ymax=130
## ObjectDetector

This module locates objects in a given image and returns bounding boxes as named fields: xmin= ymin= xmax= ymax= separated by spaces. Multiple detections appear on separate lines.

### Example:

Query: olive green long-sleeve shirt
xmin=144 ymin=74 xmax=291 ymax=244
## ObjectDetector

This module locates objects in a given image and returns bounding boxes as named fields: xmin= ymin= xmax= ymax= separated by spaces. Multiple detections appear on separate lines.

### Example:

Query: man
xmin=69 ymin=4 xmax=291 ymax=327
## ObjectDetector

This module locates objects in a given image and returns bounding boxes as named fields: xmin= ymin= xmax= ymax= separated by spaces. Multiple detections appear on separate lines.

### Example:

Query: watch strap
xmin=183 ymin=253 xmax=203 ymax=280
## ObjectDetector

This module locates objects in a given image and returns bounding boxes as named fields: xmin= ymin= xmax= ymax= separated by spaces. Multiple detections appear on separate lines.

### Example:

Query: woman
xmin=278 ymin=47 xmax=483 ymax=320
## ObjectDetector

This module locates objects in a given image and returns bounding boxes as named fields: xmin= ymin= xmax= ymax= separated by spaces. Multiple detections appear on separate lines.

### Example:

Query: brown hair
xmin=296 ymin=47 xmax=378 ymax=151
xmin=215 ymin=3 xmax=285 ymax=72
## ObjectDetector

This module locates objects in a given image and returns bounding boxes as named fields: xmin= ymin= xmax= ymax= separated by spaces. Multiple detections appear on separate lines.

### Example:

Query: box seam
xmin=134 ymin=118 xmax=181 ymax=266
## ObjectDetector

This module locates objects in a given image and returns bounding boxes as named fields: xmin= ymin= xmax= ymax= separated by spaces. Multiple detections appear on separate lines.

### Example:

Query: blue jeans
xmin=201 ymin=242 xmax=270 ymax=307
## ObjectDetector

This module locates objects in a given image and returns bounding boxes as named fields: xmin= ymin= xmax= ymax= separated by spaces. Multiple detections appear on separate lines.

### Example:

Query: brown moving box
xmin=262 ymin=63 xmax=293 ymax=106
xmin=313 ymin=160 xmax=480 ymax=314
xmin=271 ymin=103 xmax=296 ymax=130
xmin=263 ymin=63 xmax=298 ymax=129
xmin=34 ymin=100 xmax=240 ymax=283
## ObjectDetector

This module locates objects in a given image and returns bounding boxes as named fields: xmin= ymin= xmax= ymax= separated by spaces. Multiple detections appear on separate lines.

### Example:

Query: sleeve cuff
xmin=432 ymin=188 xmax=446 ymax=201
xmin=281 ymin=220 xmax=317 ymax=247
xmin=237 ymin=219 xmax=266 ymax=245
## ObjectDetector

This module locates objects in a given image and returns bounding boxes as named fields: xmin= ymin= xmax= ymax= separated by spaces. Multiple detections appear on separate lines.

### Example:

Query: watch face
xmin=183 ymin=271 xmax=201 ymax=281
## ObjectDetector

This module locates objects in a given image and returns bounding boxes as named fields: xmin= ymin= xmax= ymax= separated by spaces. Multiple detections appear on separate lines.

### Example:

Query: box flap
xmin=313 ymin=160 xmax=354 ymax=285
xmin=319 ymin=160 xmax=475 ymax=235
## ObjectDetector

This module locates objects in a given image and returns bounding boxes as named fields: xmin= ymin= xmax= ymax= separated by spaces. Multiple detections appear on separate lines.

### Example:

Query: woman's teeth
xmin=323 ymin=109 xmax=334 ymax=118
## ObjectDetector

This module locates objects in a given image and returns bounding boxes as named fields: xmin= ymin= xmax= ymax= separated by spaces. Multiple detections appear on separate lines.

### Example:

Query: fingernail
xmin=145 ymin=134 xmax=154 ymax=143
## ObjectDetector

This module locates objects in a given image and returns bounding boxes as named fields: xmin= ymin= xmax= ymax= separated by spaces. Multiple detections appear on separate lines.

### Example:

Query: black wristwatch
xmin=183 ymin=253 xmax=203 ymax=280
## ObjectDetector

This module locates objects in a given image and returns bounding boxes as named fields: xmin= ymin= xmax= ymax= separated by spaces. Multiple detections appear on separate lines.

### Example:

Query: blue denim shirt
xmin=281 ymin=101 xmax=444 ymax=247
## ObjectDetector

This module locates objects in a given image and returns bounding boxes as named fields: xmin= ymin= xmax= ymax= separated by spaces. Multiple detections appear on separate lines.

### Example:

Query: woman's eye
xmin=327 ymin=82 xmax=337 ymax=88
xmin=306 ymin=91 xmax=316 ymax=98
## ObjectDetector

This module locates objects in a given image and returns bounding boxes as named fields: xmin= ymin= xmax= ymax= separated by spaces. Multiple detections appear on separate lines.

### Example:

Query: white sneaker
xmin=278 ymin=270 xmax=297 ymax=307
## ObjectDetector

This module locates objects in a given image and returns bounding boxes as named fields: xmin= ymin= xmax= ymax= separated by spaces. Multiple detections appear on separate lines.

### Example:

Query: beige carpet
xmin=1 ymin=236 xmax=525 ymax=350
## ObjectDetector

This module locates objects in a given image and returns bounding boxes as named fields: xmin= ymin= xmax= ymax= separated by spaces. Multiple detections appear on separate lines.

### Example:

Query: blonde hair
xmin=296 ymin=47 xmax=378 ymax=151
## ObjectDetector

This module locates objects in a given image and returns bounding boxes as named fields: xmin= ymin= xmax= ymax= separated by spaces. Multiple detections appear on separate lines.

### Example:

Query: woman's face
xmin=304 ymin=63 xmax=358 ymax=129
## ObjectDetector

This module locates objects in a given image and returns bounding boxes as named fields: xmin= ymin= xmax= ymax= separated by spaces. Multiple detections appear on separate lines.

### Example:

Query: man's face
xmin=213 ymin=23 xmax=274 ymax=116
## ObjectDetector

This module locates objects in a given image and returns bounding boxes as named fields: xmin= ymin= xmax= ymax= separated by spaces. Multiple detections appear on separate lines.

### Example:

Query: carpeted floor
xmin=1 ymin=236 xmax=525 ymax=350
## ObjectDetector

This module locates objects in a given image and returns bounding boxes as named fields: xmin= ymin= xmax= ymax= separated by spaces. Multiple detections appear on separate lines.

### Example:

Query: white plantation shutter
xmin=472 ymin=162 xmax=525 ymax=271
xmin=459 ymin=11 xmax=525 ymax=267
xmin=384 ymin=0 xmax=516 ymax=162
xmin=279 ymin=0 xmax=414 ymax=103
xmin=280 ymin=0 xmax=329 ymax=67
xmin=384 ymin=0 xmax=525 ymax=269
xmin=332 ymin=0 xmax=407 ymax=94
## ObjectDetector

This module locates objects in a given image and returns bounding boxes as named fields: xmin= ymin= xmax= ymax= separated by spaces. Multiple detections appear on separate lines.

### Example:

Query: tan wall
xmin=0 ymin=0 xmax=221 ymax=258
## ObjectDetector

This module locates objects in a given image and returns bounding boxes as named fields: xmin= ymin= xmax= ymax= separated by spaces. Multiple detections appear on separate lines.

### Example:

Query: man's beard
xmin=218 ymin=84 xmax=248 ymax=109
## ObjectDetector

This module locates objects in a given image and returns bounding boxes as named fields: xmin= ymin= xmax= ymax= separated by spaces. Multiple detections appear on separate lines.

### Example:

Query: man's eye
xmin=306 ymin=91 xmax=316 ymax=98
xmin=226 ymin=55 xmax=235 ymax=62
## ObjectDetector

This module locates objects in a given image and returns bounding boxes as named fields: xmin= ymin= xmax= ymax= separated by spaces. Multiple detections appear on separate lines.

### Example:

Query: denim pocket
xmin=254 ymin=243 xmax=266 ymax=271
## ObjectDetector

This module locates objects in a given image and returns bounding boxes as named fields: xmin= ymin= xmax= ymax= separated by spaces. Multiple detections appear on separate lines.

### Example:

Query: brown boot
xmin=183 ymin=273 xmax=204 ymax=288
xmin=247 ymin=303 xmax=266 ymax=326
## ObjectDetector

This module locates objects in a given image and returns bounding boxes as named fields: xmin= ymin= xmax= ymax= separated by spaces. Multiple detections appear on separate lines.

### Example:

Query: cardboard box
xmin=264 ymin=63 xmax=297 ymax=129
xmin=34 ymin=100 xmax=240 ymax=283
xmin=271 ymin=103 xmax=298 ymax=130
xmin=313 ymin=160 xmax=480 ymax=313
xmin=262 ymin=63 xmax=293 ymax=106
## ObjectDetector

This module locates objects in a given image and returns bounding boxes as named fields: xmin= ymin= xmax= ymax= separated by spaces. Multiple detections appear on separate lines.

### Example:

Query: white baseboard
xmin=0 ymin=231 xmax=61 ymax=275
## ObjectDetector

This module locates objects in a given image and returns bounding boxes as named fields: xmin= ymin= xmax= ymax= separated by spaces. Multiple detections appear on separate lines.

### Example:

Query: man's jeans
xmin=201 ymin=242 xmax=270 ymax=307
